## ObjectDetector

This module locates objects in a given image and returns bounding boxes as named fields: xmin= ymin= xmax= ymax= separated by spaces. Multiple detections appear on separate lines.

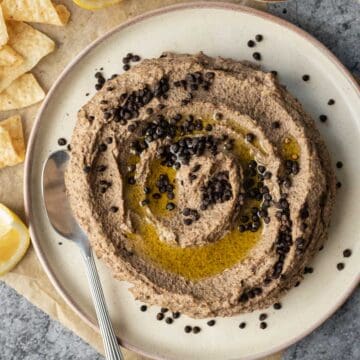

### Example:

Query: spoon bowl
xmin=42 ymin=150 xmax=88 ymax=249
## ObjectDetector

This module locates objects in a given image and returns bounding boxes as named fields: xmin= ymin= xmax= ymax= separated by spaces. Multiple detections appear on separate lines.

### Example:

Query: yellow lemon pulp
xmin=72 ymin=0 xmax=122 ymax=10
xmin=0 ymin=204 xmax=30 ymax=275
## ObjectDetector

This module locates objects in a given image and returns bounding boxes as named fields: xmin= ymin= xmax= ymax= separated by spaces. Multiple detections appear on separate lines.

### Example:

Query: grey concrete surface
xmin=0 ymin=0 xmax=359 ymax=359
xmin=269 ymin=0 xmax=360 ymax=78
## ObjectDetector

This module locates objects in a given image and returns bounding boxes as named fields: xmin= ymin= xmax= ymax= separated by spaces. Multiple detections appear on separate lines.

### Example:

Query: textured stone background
xmin=0 ymin=0 xmax=359 ymax=359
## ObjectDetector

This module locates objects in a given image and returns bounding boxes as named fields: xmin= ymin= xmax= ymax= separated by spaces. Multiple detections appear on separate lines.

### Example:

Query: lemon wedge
xmin=0 ymin=204 xmax=30 ymax=275
xmin=72 ymin=0 xmax=122 ymax=10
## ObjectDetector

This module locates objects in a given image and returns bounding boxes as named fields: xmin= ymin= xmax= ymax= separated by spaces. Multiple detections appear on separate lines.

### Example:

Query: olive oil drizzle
xmin=124 ymin=116 xmax=264 ymax=281
xmin=281 ymin=136 xmax=300 ymax=160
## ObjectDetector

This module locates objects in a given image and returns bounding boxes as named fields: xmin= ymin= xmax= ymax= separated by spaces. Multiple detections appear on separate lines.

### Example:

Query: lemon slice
xmin=72 ymin=0 xmax=122 ymax=10
xmin=0 ymin=204 xmax=30 ymax=275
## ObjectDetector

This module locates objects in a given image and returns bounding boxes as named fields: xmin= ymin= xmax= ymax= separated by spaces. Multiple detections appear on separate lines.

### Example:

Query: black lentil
xmin=246 ymin=133 xmax=255 ymax=143
xmin=252 ymin=52 xmax=261 ymax=61
xmin=99 ymin=143 xmax=107 ymax=152
xmin=184 ymin=326 xmax=192 ymax=333
xmin=172 ymin=312 xmax=181 ymax=319
xmin=57 ymin=138 xmax=67 ymax=146
xmin=156 ymin=313 xmax=164 ymax=321
xmin=140 ymin=305 xmax=147 ymax=312
xmin=166 ymin=202 xmax=176 ymax=211
xmin=343 ymin=249 xmax=352 ymax=257
xmin=259 ymin=313 xmax=267 ymax=321
xmin=83 ymin=165 xmax=91 ymax=174
xmin=319 ymin=114 xmax=327 ymax=122
xmin=184 ymin=218 xmax=193 ymax=226
xmin=141 ymin=199 xmax=150 ymax=206
xmin=215 ymin=112 xmax=223 ymax=121
xmin=337 ymin=262 xmax=345 ymax=270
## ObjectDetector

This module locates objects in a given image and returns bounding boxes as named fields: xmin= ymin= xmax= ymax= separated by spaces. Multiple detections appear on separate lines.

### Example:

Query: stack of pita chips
xmin=0 ymin=0 xmax=70 ymax=169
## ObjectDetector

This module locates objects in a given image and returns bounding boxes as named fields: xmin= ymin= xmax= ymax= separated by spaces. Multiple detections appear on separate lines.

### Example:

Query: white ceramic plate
xmin=25 ymin=3 xmax=360 ymax=360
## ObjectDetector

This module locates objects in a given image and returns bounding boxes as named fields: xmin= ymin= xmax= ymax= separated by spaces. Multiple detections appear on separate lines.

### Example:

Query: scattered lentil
xmin=252 ymin=52 xmax=261 ymax=61
xmin=57 ymin=138 xmax=67 ymax=146
xmin=184 ymin=326 xmax=192 ymax=333
xmin=259 ymin=313 xmax=267 ymax=321
xmin=260 ymin=322 xmax=267 ymax=329
xmin=156 ymin=313 xmax=164 ymax=321
xmin=319 ymin=114 xmax=327 ymax=122
xmin=172 ymin=312 xmax=181 ymax=319
xmin=343 ymin=249 xmax=352 ymax=258
xmin=165 ymin=317 xmax=173 ymax=324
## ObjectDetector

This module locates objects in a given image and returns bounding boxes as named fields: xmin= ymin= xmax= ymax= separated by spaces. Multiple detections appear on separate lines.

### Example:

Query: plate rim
xmin=24 ymin=2 xmax=360 ymax=359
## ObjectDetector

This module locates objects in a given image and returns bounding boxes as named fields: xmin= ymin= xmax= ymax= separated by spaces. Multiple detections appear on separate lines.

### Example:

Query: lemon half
xmin=73 ymin=0 xmax=122 ymax=10
xmin=0 ymin=204 xmax=30 ymax=275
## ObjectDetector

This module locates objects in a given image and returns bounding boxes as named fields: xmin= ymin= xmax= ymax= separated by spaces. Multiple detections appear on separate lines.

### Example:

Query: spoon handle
xmin=82 ymin=249 xmax=124 ymax=360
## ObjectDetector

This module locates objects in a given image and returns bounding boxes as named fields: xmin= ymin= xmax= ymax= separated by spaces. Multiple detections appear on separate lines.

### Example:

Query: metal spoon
xmin=42 ymin=150 xmax=123 ymax=360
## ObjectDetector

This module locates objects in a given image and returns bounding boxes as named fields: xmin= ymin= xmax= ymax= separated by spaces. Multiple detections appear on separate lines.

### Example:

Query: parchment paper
xmin=0 ymin=1 xmax=282 ymax=359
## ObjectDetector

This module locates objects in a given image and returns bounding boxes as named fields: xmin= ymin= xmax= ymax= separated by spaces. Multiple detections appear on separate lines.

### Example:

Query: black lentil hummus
xmin=65 ymin=53 xmax=336 ymax=318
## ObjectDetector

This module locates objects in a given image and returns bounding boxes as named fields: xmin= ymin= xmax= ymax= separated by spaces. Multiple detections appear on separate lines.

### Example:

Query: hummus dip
xmin=65 ymin=53 xmax=336 ymax=318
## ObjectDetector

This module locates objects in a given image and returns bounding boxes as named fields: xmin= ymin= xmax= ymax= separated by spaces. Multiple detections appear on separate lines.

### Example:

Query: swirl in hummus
xmin=65 ymin=53 xmax=336 ymax=318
